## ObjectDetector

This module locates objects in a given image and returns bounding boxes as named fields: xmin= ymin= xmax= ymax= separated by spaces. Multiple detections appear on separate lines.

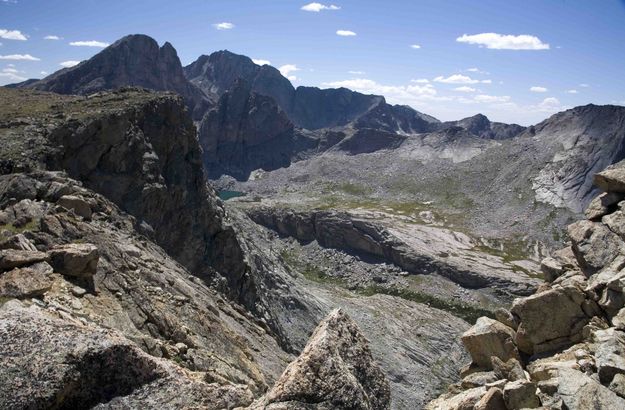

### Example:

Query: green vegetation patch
xmin=358 ymin=285 xmax=494 ymax=324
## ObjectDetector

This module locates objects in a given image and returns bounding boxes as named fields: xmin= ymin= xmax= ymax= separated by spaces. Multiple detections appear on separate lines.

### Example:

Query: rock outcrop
xmin=252 ymin=309 xmax=391 ymax=409
xmin=246 ymin=206 xmax=539 ymax=297
xmin=427 ymin=162 xmax=625 ymax=409
xmin=442 ymin=114 xmax=525 ymax=140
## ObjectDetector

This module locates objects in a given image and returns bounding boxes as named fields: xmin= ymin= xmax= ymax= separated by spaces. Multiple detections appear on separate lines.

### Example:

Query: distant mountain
xmin=19 ymin=34 xmax=210 ymax=120
xmin=184 ymin=50 xmax=440 ymax=132
xmin=443 ymin=114 xmax=525 ymax=140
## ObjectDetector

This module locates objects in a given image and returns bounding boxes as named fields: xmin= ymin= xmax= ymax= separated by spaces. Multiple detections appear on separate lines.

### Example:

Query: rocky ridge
xmin=427 ymin=162 xmax=625 ymax=409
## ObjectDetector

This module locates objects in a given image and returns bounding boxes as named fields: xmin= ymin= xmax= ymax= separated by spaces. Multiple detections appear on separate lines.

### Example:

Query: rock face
xmin=247 ymin=206 xmax=539 ymax=297
xmin=427 ymin=161 xmax=625 ymax=409
xmin=530 ymin=104 xmax=625 ymax=212
xmin=198 ymin=79 xmax=315 ymax=180
xmin=253 ymin=309 xmax=391 ymax=409
xmin=23 ymin=35 xmax=210 ymax=120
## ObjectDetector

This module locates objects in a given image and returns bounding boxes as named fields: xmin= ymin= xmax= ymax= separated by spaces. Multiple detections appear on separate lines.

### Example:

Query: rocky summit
xmin=2 ymin=31 xmax=625 ymax=410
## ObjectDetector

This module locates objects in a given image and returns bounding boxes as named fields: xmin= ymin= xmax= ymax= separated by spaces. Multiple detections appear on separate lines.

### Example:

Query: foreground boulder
xmin=427 ymin=161 xmax=625 ymax=409
xmin=48 ymin=243 xmax=99 ymax=278
xmin=252 ymin=308 xmax=391 ymax=409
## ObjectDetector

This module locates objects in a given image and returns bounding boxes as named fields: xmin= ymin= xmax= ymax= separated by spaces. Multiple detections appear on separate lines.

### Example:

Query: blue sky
xmin=1 ymin=0 xmax=624 ymax=125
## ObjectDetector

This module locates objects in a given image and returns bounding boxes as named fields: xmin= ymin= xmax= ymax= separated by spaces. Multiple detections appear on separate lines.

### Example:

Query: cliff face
xmin=198 ymin=79 xmax=305 ymax=180
xmin=427 ymin=162 xmax=625 ymax=409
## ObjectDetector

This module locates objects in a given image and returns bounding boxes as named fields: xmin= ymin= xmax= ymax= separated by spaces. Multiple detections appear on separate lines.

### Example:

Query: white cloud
xmin=566 ymin=89 xmax=578 ymax=94
xmin=0 ymin=71 xmax=26 ymax=82
xmin=59 ymin=60 xmax=81 ymax=68
xmin=527 ymin=97 xmax=562 ymax=112
xmin=579 ymin=83 xmax=590 ymax=88
xmin=301 ymin=2 xmax=340 ymax=12
xmin=530 ymin=86 xmax=548 ymax=93
xmin=411 ymin=78 xmax=429 ymax=84
xmin=2 ymin=67 xmax=18 ymax=73
xmin=69 ymin=40 xmax=109 ymax=47
xmin=40 ymin=71 xmax=48 ymax=75
xmin=456 ymin=33 xmax=550 ymax=50
xmin=481 ymin=79 xmax=492 ymax=84
xmin=348 ymin=70 xmax=365 ymax=75
xmin=213 ymin=22 xmax=235 ymax=30
xmin=466 ymin=67 xmax=479 ymax=72
xmin=434 ymin=74 xmax=479 ymax=84
xmin=0 ymin=54 xmax=39 ymax=60
xmin=252 ymin=58 xmax=271 ymax=66
xmin=410 ymin=44 xmax=421 ymax=49
xmin=279 ymin=64 xmax=300 ymax=81
xmin=473 ymin=94 xmax=511 ymax=103
xmin=0 ymin=29 xmax=27 ymax=41
xmin=44 ymin=35 xmax=61 ymax=40
xmin=336 ymin=30 xmax=356 ymax=36
xmin=454 ymin=86 xmax=476 ymax=93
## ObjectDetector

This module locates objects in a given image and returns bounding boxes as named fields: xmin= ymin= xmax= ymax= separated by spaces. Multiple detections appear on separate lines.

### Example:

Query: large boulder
xmin=0 ymin=249 xmax=49 ymax=271
xmin=256 ymin=308 xmax=391 ymax=410
xmin=568 ymin=220 xmax=623 ymax=276
xmin=57 ymin=195 xmax=93 ymax=220
xmin=461 ymin=317 xmax=520 ymax=370
xmin=48 ymin=243 xmax=99 ymax=278
xmin=556 ymin=368 xmax=625 ymax=409
xmin=502 ymin=380 xmax=540 ymax=409
xmin=0 ymin=262 xmax=53 ymax=298
xmin=511 ymin=285 xmax=589 ymax=355
xmin=585 ymin=192 xmax=624 ymax=220
xmin=594 ymin=161 xmax=625 ymax=193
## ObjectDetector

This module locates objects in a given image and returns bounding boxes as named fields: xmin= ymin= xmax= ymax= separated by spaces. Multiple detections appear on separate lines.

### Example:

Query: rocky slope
xmin=427 ymin=162 xmax=625 ymax=409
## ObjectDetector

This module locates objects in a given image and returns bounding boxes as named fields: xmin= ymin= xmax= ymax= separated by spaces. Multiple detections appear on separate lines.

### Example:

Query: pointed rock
xmin=257 ymin=308 xmax=390 ymax=410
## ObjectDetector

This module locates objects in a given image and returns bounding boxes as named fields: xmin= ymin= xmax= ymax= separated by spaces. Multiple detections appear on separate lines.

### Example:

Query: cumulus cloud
xmin=0 ymin=29 xmax=27 ymax=41
xmin=44 ymin=35 xmax=61 ymax=40
xmin=0 ymin=54 xmax=39 ymax=60
xmin=279 ymin=64 xmax=300 ymax=81
xmin=336 ymin=30 xmax=356 ymax=36
xmin=59 ymin=60 xmax=81 ymax=68
xmin=457 ymin=33 xmax=550 ymax=50
xmin=566 ymin=89 xmax=578 ymax=94
xmin=301 ymin=2 xmax=340 ymax=12
xmin=0 ymin=66 xmax=26 ymax=83
xmin=454 ymin=86 xmax=476 ymax=93
xmin=530 ymin=86 xmax=548 ymax=93
xmin=410 ymin=44 xmax=421 ymax=49
xmin=411 ymin=79 xmax=429 ymax=84
xmin=434 ymin=74 xmax=480 ymax=84
xmin=40 ymin=71 xmax=48 ymax=75
xmin=252 ymin=58 xmax=271 ymax=66
xmin=69 ymin=40 xmax=109 ymax=47
xmin=213 ymin=22 xmax=235 ymax=30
